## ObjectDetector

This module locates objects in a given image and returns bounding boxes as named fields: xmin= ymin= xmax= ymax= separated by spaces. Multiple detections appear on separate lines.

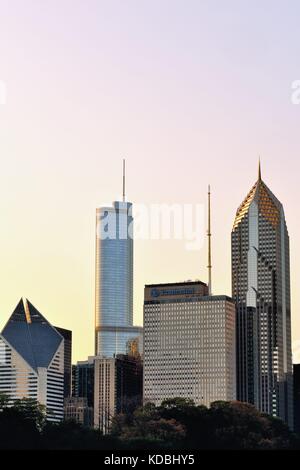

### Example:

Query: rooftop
xmin=233 ymin=163 xmax=283 ymax=229
xmin=1 ymin=298 xmax=63 ymax=372
xmin=145 ymin=280 xmax=208 ymax=288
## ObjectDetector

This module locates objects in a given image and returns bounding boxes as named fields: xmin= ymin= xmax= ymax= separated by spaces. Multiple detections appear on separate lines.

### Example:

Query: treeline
xmin=0 ymin=394 xmax=299 ymax=450
xmin=111 ymin=398 xmax=300 ymax=450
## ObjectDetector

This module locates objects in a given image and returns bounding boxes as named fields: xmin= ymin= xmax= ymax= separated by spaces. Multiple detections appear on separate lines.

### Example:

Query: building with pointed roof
xmin=0 ymin=299 xmax=65 ymax=422
xmin=232 ymin=163 xmax=293 ymax=428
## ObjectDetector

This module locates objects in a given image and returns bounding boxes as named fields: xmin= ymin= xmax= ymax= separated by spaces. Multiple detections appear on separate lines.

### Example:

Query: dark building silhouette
xmin=94 ymin=354 xmax=143 ymax=433
xmin=55 ymin=327 xmax=72 ymax=398
xmin=71 ymin=364 xmax=77 ymax=397
xmin=115 ymin=353 xmax=143 ymax=414
xmin=73 ymin=357 xmax=95 ymax=408
xmin=294 ymin=364 xmax=300 ymax=434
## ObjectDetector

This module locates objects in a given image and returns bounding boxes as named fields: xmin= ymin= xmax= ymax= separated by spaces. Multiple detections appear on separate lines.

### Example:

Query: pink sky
xmin=0 ymin=0 xmax=299 ymax=362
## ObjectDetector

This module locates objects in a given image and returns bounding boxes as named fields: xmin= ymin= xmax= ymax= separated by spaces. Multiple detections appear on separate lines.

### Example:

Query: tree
xmin=0 ymin=405 xmax=42 ymax=449
xmin=208 ymin=401 xmax=294 ymax=450
xmin=41 ymin=420 xmax=118 ymax=450
xmin=0 ymin=393 xmax=9 ymax=410
xmin=111 ymin=402 xmax=186 ymax=449
xmin=111 ymin=398 xmax=298 ymax=450
xmin=159 ymin=397 xmax=210 ymax=449
xmin=0 ymin=395 xmax=298 ymax=449
xmin=12 ymin=398 xmax=46 ymax=430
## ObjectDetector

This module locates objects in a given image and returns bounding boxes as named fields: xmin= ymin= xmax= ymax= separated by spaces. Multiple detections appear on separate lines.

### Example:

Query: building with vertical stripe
xmin=55 ymin=326 xmax=72 ymax=398
xmin=95 ymin=200 xmax=143 ymax=357
xmin=0 ymin=299 xmax=65 ymax=422
xmin=232 ymin=164 xmax=293 ymax=428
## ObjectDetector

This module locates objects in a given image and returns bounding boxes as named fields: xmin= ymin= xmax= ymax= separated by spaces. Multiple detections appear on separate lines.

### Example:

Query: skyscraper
xmin=143 ymin=281 xmax=236 ymax=407
xmin=94 ymin=353 xmax=143 ymax=433
xmin=95 ymin=162 xmax=143 ymax=357
xmin=55 ymin=326 xmax=72 ymax=398
xmin=294 ymin=364 xmax=300 ymax=433
xmin=0 ymin=299 xmax=66 ymax=422
xmin=73 ymin=356 xmax=95 ymax=408
xmin=232 ymin=163 xmax=293 ymax=428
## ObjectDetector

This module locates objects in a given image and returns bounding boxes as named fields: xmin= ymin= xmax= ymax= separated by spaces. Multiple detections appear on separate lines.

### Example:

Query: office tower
xmin=71 ymin=364 xmax=77 ymax=397
xmin=95 ymin=162 xmax=143 ymax=357
xmin=55 ymin=327 xmax=72 ymax=398
xmin=73 ymin=357 xmax=95 ymax=408
xmin=0 ymin=299 xmax=65 ymax=422
xmin=143 ymin=282 xmax=236 ymax=407
xmin=232 ymin=163 xmax=293 ymax=428
xmin=94 ymin=353 xmax=143 ymax=433
xmin=64 ymin=397 xmax=94 ymax=427
xmin=294 ymin=364 xmax=300 ymax=434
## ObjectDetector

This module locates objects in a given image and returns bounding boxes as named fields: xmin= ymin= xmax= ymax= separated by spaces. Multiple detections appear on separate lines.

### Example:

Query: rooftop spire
xmin=207 ymin=185 xmax=212 ymax=295
xmin=122 ymin=158 xmax=126 ymax=202
xmin=258 ymin=158 xmax=262 ymax=181
xmin=23 ymin=298 xmax=32 ymax=324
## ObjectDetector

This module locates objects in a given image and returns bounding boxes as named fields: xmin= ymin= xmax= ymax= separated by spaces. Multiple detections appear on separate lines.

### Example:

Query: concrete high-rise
xmin=0 ymin=299 xmax=66 ymax=422
xmin=232 ymin=163 xmax=293 ymax=428
xmin=143 ymin=281 xmax=236 ymax=407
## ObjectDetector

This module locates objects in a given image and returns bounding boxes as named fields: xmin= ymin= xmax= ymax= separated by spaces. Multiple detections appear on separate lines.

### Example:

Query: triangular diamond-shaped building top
xmin=233 ymin=175 xmax=283 ymax=230
xmin=1 ymin=299 xmax=63 ymax=372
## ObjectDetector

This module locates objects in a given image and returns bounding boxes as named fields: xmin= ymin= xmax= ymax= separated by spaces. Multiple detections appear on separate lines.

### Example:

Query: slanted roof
xmin=1 ymin=299 xmax=63 ymax=372
xmin=233 ymin=167 xmax=282 ymax=229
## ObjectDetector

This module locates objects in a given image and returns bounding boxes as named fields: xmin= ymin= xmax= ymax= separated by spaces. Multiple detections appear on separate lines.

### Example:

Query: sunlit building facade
xmin=143 ymin=282 xmax=236 ymax=407
xmin=0 ymin=299 xmax=65 ymax=422
xmin=95 ymin=200 xmax=143 ymax=357
xmin=232 ymin=165 xmax=293 ymax=428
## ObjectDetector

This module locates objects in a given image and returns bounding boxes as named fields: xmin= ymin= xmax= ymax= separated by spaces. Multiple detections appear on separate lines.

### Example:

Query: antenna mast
xmin=207 ymin=185 xmax=212 ymax=295
xmin=122 ymin=159 xmax=126 ymax=202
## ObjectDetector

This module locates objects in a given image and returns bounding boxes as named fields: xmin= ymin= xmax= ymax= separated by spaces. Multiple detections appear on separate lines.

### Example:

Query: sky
xmin=0 ymin=0 xmax=300 ymax=363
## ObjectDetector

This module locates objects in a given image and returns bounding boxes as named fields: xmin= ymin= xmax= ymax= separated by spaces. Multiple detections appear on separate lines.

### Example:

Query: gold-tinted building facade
xmin=232 ymin=166 xmax=293 ymax=428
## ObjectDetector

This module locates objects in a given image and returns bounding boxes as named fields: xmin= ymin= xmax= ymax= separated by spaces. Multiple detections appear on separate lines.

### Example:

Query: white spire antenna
xmin=207 ymin=185 xmax=212 ymax=295
xmin=122 ymin=158 xmax=126 ymax=202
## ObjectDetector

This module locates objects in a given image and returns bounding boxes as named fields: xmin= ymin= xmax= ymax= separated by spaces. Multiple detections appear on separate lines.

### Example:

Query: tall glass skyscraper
xmin=231 ymin=164 xmax=293 ymax=428
xmin=95 ymin=200 xmax=143 ymax=357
